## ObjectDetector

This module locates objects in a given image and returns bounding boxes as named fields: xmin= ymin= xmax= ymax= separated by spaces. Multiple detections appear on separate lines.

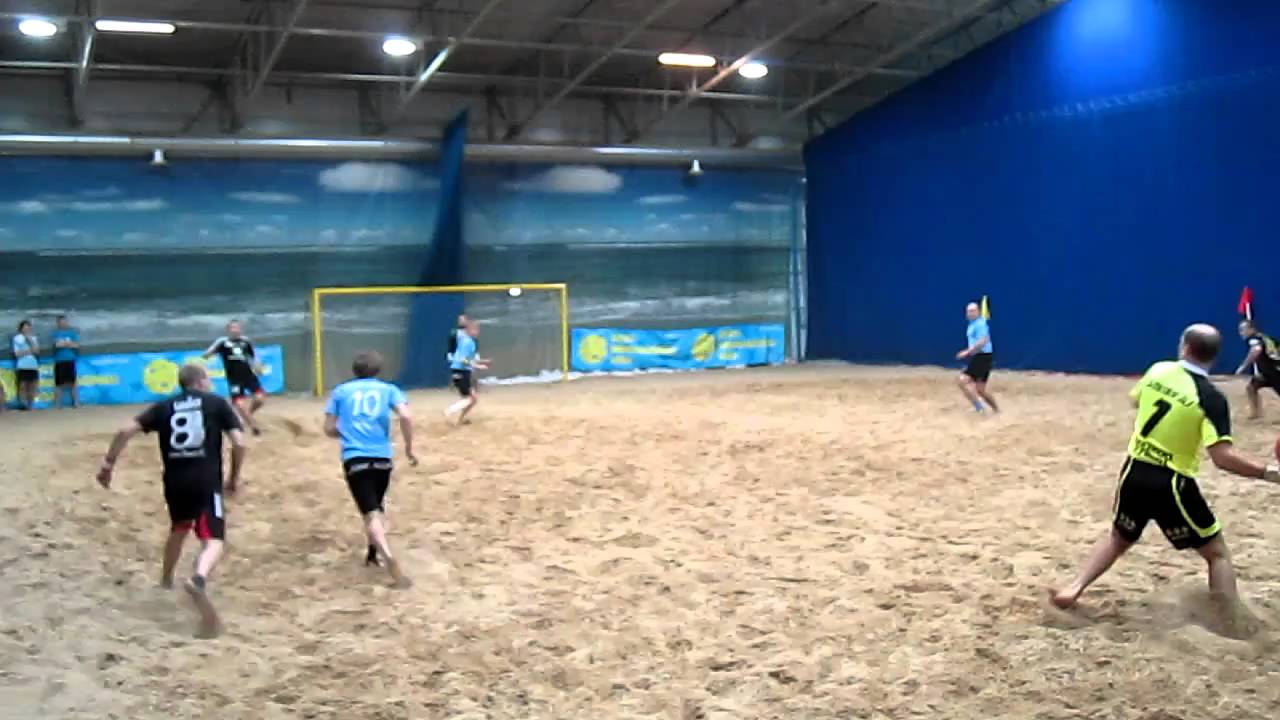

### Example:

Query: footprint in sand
xmin=609 ymin=531 xmax=659 ymax=548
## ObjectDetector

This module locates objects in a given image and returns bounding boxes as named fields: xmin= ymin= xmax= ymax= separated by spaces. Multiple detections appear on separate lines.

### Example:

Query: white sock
xmin=445 ymin=399 xmax=469 ymax=416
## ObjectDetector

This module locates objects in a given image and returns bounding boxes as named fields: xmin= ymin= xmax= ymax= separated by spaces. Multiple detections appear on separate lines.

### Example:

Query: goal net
xmin=309 ymin=283 xmax=569 ymax=395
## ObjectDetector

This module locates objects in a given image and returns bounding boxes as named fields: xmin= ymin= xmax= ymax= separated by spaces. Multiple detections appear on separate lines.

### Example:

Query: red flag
xmin=1239 ymin=286 xmax=1254 ymax=320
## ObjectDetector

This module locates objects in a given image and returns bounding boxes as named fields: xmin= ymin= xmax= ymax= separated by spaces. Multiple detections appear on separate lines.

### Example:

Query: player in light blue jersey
xmin=444 ymin=319 xmax=489 ymax=426
xmin=956 ymin=301 xmax=1000 ymax=414
xmin=324 ymin=350 xmax=417 ymax=588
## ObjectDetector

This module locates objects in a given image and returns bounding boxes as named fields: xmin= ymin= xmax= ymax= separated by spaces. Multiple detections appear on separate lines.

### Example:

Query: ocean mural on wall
xmin=0 ymin=157 xmax=801 ymax=389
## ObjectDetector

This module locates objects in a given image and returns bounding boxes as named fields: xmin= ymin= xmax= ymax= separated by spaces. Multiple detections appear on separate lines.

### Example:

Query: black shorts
xmin=16 ymin=368 xmax=37 ymax=384
xmin=963 ymin=353 xmax=993 ymax=382
xmin=1250 ymin=373 xmax=1280 ymax=396
xmin=451 ymin=370 xmax=473 ymax=397
xmin=163 ymin=481 xmax=226 ymax=541
xmin=344 ymin=457 xmax=393 ymax=515
xmin=54 ymin=361 xmax=76 ymax=386
xmin=228 ymin=372 xmax=263 ymax=399
xmin=1112 ymin=458 xmax=1220 ymax=550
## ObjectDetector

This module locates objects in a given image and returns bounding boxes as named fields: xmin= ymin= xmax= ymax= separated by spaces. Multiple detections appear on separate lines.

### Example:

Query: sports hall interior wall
xmin=0 ymin=155 xmax=802 ymax=391
xmin=804 ymin=0 xmax=1280 ymax=375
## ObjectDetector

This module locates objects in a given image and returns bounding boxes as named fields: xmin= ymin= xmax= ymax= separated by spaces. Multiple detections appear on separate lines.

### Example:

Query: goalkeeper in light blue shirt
xmin=444 ymin=319 xmax=490 ymax=426
xmin=324 ymin=350 xmax=417 ymax=588
xmin=956 ymin=301 xmax=1000 ymax=414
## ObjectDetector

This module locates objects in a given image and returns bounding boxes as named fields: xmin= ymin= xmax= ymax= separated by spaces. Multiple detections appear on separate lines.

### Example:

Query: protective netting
xmin=313 ymin=288 xmax=565 ymax=394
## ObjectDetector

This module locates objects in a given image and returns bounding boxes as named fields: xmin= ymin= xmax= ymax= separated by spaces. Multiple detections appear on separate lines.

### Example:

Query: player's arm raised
xmin=392 ymin=400 xmax=418 ymax=467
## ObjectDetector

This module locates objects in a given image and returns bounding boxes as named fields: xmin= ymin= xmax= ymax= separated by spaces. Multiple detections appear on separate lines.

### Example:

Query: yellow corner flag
xmin=980 ymin=295 xmax=990 ymax=319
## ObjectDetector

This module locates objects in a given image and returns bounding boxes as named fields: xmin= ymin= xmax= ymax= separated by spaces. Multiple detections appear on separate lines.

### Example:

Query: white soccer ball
xmin=508 ymin=287 xmax=522 ymax=297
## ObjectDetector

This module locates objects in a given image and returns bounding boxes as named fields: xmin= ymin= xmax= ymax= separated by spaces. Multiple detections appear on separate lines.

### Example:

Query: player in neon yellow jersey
xmin=1051 ymin=324 xmax=1280 ymax=612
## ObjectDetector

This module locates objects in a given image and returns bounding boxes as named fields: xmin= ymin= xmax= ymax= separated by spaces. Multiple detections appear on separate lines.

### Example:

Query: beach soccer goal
xmin=309 ymin=283 xmax=570 ymax=396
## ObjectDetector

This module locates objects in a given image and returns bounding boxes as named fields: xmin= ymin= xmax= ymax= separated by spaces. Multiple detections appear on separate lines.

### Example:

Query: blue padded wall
xmin=805 ymin=0 xmax=1280 ymax=374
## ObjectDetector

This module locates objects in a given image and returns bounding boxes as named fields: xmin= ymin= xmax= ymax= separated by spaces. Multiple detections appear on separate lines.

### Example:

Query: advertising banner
xmin=572 ymin=324 xmax=785 ymax=372
xmin=1 ymin=345 xmax=285 ymax=408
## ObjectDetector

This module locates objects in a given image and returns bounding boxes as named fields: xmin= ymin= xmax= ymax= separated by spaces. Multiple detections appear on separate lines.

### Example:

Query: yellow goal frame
xmin=310 ymin=283 xmax=570 ymax=396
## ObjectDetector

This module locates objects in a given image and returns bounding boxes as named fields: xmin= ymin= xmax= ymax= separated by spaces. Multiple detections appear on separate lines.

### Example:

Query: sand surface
xmin=3 ymin=364 xmax=1280 ymax=719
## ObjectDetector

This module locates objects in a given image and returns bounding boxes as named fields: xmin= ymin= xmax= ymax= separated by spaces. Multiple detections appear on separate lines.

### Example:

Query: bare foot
xmin=159 ymin=577 xmax=174 ymax=590
xmin=385 ymin=556 xmax=413 ymax=589
xmin=183 ymin=578 xmax=223 ymax=639
xmin=1047 ymin=587 xmax=1078 ymax=610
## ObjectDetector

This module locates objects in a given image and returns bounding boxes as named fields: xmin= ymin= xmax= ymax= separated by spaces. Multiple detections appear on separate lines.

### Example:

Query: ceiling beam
xmin=69 ymin=0 xmax=96 ymax=127
xmin=244 ymin=0 xmax=312 ymax=103
xmin=628 ymin=0 xmax=851 ymax=143
xmin=0 ymin=60 xmax=871 ymax=110
xmin=488 ymin=0 xmax=604 ymax=79
xmin=782 ymin=0 xmax=1006 ymax=120
xmin=0 ymin=132 xmax=803 ymax=168
xmin=0 ymin=12 xmax=920 ymax=79
xmin=387 ymin=0 xmax=508 ymax=123
xmin=504 ymin=0 xmax=688 ymax=141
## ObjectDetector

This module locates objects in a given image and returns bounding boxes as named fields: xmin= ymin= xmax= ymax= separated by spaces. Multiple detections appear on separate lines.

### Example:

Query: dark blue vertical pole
xmin=399 ymin=110 xmax=469 ymax=389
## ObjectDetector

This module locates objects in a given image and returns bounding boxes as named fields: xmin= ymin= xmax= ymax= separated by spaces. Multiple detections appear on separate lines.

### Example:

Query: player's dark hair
xmin=17 ymin=319 xmax=31 ymax=333
xmin=1183 ymin=326 xmax=1221 ymax=364
xmin=353 ymin=351 xmax=383 ymax=378
xmin=56 ymin=314 xmax=67 ymax=322
xmin=178 ymin=363 xmax=207 ymax=390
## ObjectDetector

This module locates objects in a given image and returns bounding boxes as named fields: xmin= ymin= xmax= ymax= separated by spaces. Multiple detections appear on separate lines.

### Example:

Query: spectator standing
xmin=52 ymin=314 xmax=81 ymax=408
xmin=12 ymin=320 xmax=39 ymax=410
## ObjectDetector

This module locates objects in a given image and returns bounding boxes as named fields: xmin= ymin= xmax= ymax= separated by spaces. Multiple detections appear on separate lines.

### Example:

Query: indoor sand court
xmin=3 ymin=365 xmax=1280 ymax=720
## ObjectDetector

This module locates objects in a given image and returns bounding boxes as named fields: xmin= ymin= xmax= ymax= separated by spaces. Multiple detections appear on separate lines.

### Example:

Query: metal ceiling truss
xmin=223 ymin=0 xmax=312 ymax=129
xmin=627 ymin=0 xmax=852 ymax=143
xmin=503 ymin=0 xmax=689 ymax=141
xmin=781 ymin=0 xmax=1036 ymax=123
xmin=0 ymin=0 xmax=1058 ymax=143
xmin=67 ymin=0 xmax=95 ymax=127
xmin=4 ymin=58 xmax=832 ymax=144
xmin=0 ymin=59 xmax=864 ymax=107
xmin=0 ymin=11 xmax=921 ymax=81
xmin=387 ymin=0 xmax=509 ymax=123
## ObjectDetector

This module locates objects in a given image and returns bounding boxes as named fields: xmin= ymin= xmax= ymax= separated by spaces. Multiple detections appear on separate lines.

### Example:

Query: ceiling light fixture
xmin=658 ymin=52 xmax=716 ymax=68
xmin=738 ymin=62 xmax=769 ymax=79
xmin=18 ymin=18 xmax=59 ymax=37
xmin=94 ymin=19 xmax=177 ymax=34
xmin=381 ymin=36 xmax=418 ymax=57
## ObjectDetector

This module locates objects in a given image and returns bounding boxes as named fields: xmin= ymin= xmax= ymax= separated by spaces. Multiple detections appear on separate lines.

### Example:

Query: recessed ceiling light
xmin=658 ymin=52 xmax=716 ymax=68
xmin=18 ymin=18 xmax=58 ymax=37
xmin=94 ymin=19 xmax=177 ymax=34
xmin=382 ymin=36 xmax=418 ymax=57
xmin=739 ymin=62 xmax=769 ymax=79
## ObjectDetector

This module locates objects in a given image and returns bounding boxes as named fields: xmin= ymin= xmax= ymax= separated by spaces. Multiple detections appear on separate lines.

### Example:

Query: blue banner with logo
xmin=572 ymin=324 xmax=785 ymax=372
xmin=1 ymin=344 xmax=285 ymax=409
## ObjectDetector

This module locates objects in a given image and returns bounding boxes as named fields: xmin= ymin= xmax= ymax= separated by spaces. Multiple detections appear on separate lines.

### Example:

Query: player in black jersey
xmin=1235 ymin=319 xmax=1280 ymax=419
xmin=97 ymin=363 xmax=248 ymax=639
xmin=204 ymin=320 xmax=265 ymax=435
